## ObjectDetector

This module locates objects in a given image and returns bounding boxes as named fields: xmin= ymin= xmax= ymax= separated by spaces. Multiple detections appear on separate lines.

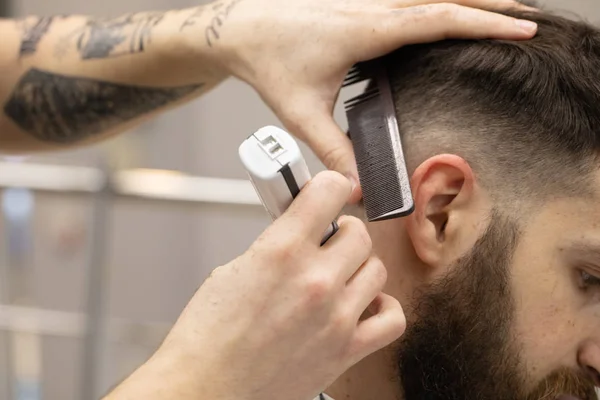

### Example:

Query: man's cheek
xmin=512 ymin=292 xmax=575 ymax=381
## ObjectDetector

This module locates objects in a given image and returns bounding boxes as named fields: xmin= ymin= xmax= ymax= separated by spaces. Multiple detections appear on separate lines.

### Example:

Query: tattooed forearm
xmin=18 ymin=16 xmax=67 ymax=57
xmin=180 ymin=7 xmax=206 ymax=31
xmin=56 ymin=12 xmax=165 ymax=60
xmin=205 ymin=0 xmax=244 ymax=47
xmin=3 ymin=69 xmax=202 ymax=144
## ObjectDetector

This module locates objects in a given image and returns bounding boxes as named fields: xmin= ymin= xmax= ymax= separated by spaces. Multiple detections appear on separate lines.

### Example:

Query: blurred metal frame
xmin=0 ymin=160 xmax=261 ymax=399
xmin=80 ymin=160 xmax=112 ymax=400
xmin=0 ymin=162 xmax=261 ymax=206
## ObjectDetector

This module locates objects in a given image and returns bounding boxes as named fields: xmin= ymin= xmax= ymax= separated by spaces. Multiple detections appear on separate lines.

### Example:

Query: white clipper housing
xmin=239 ymin=126 xmax=338 ymax=245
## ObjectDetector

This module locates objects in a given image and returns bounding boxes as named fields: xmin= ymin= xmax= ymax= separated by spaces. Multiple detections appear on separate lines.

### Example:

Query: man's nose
xmin=579 ymin=341 xmax=600 ymax=386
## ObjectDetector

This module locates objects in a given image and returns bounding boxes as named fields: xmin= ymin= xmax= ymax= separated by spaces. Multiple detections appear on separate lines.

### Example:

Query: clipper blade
xmin=343 ymin=61 xmax=414 ymax=222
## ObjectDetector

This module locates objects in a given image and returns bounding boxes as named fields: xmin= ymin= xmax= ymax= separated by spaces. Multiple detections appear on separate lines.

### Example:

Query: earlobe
xmin=405 ymin=154 xmax=476 ymax=268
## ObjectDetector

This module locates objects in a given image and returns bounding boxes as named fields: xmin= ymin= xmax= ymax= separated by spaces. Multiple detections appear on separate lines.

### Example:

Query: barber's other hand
xmin=154 ymin=171 xmax=404 ymax=400
xmin=214 ymin=0 xmax=538 ymax=203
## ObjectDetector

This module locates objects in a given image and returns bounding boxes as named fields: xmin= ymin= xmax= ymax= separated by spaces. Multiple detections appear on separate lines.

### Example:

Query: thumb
xmin=283 ymin=104 xmax=362 ymax=204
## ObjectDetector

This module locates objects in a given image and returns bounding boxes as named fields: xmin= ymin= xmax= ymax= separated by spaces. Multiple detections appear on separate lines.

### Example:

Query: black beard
xmin=395 ymin=212 xmax=597 ymax=400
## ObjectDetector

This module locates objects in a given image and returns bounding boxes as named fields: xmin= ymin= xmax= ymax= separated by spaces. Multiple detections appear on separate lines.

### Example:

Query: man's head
xmin=341 ymin=5 xmax=600 ymax=400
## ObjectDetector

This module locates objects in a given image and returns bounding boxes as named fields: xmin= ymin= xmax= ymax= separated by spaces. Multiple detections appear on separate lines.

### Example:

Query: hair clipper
xmin=239 ymin=126 xmax=338 ymax=245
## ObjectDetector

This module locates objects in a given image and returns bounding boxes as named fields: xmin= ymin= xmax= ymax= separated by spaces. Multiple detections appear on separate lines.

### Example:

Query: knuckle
xmin=390 ymin=307 xmax=407 ymax=337
xmin=344 ymin=216 xmax=372 ymax=251
xmin=433 ymin=3 xmax=460 ymax=20
xmin=264 ymin=238 xmax=303 ymax=268
xmin=372 ymin=257 xmax=388 ymax=284
xmin=274 ymin=244 xmax=297 ymax=263
xmin=358 ymin=224 xmax=373 ymax=252
xmin=329 ymin=307 xmax=354 ymax=333
xmin=271 ymin=232 xmax=304 ymax=257
xmin=385 ymin=297 xmax=407 ymax=335
xmin=304 ymin=274 xmax=335 ymax=305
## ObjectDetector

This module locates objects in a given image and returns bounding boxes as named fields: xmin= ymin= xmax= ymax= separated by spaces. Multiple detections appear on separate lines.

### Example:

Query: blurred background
xmin=0 ymin=0 xmax=597 ymax=399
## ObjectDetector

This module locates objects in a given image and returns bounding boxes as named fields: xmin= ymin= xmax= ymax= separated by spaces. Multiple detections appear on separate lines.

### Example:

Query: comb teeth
xmin=343 ymin=65 xmax=360 ymax=81
xmin=343 ymin=62 xmax=379 ymax=110
xmin=342 ymin=62 xmax=372 ymax=87
xmin=343 ymin=67 xmax=367 ymax=87
xmin=344 ymin=87 xmax=379 ymax=110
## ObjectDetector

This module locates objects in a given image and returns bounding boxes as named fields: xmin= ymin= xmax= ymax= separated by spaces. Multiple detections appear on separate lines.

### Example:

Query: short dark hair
xmin=385 ymin=7 xmax=600 ymax=205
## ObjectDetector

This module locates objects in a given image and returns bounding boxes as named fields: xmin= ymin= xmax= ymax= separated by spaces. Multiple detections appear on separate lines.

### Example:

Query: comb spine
xmin=371 ymin=63 xmax=414 ymax=221
xmin=375 ymin=64 xmax=404 ymax=177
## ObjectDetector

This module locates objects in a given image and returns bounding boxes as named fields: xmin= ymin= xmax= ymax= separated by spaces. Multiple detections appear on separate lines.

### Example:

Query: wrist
xmin=105 ymin=347 xmax=211 ymax=400
xmin=140 ymin=5 xmax=231 ymax=88
xmin=179 ymin=1 xmax=256 ymax=83
xmin=169 ymin=4 xmax=239 ymax=84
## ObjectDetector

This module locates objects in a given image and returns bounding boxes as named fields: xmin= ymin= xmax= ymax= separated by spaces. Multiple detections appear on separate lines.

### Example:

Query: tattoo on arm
xmin=3 ymin=68 xmax=202 ymax=144
xmin=180 ymin=7 xmax=205 ymax=31
xmin=205 ymin=0 xmax=243 ymax=47
xmin=56 ymin=12 xmax=165 ymax=60
xmin=18 ymin=15 xmax=68 ymax=57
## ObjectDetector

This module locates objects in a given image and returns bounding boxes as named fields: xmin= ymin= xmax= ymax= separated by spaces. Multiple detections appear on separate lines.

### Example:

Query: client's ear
xmin=405 ymin=154 xmax=488 ymax=268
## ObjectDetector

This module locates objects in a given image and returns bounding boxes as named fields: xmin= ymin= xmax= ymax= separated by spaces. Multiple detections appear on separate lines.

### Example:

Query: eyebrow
xmin=563 ymin=241 xmax=600 ymax=268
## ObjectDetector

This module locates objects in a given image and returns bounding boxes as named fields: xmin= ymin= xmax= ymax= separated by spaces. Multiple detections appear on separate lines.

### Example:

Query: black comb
xmin=343 ymin=60 xmax=414 ymax=222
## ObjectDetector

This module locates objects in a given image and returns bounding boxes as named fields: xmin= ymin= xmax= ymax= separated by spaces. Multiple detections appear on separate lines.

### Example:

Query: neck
xmin=325 ymin=347 xmax=403 ymax=400
xmin=325 ymin=215 xmax=416 ymax=400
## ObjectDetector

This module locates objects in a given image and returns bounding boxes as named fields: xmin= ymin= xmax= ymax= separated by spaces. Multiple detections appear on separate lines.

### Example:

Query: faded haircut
xmin=379 ymin=6 xmax=600 ymax=207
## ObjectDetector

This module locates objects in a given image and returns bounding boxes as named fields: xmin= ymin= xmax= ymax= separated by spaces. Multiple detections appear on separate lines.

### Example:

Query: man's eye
xmin=580 ymin=270 xmax=600 ymax=289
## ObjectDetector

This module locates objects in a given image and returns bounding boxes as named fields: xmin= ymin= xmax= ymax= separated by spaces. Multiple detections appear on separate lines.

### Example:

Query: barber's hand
xmin=215 ymin=0 xmax=537 ymax=203
xmin=153 ymin=171 xmax=404 ymax=400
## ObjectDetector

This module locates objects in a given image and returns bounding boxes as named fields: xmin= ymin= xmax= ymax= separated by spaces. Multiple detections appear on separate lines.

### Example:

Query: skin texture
xmin=325 ymin=154 xmax=600 ymax=399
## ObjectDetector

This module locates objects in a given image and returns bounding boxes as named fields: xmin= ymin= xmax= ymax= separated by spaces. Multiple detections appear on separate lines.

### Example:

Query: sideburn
xmin=396 ymin=211 xmax=525 ymax=400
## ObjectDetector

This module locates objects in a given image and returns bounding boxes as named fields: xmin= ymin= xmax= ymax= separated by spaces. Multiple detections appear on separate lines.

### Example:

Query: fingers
xmin=350 ymin=293 xmax=406 ymax=361
xmin=343 ymin=256 xmax=388 ymax=317
xmin=364 ymin=3 xmax=537 ymax=58
xmin=321 ymin=215 xmax=372 ymax=283
xmin=275 ymin=170 xmax=352 ymax=243
xmin=284 ymin=105 xmax=362 ymax=204
xmin=400 ymin=3 xmax=538 ymax=41
xmin=396 ymin=0 xmax=538 ymax=12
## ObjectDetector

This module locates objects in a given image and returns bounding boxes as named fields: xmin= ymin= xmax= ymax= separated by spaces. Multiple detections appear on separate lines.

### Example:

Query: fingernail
xmin=516 ymin=19 xmax=538 ymax=33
